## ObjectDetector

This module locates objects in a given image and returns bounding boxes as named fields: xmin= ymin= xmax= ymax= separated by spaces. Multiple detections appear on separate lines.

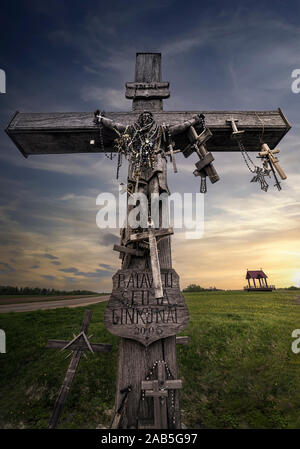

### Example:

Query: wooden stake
xmin=46 ymin=310 xmax=112 ymax=429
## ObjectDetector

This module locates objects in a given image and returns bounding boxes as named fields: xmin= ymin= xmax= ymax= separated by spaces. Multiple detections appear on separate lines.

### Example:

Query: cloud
xmin=59 ymin=267 xmax=78 ymax=274
xmin=30 ymin=265 xmax=40 ymax=269
xmin=99 ymin=231 xmax=119 ymax=247
xmin=43 ymin=253 xmax=59 ymax=260
xmin=1 ymin=1 xmax=299 ymax=292
xmin=59 ymin=266 xmax=113 ymax=278
xmin=0 ymin=262 xmax=15 ymax=274
xmin=65 ymin=277 xmax=76 ymax=283
xmin=99 ymin=263 xmax=114 ymax=270
xmin=80 ymin=87 xmax=129 ymax=110
xmin=41 ymin=275 xmax=55 ymax=281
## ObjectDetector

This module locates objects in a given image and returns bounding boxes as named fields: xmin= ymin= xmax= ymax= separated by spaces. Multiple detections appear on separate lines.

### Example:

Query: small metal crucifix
xmin=46 ymin=309 xmax=112 ymax=429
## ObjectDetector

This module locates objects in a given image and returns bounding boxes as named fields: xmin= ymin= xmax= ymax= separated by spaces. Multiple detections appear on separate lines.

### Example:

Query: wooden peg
xmin=168 ymin=143 xmax=178 ymax=173
xmin=226 ymin=118 xmax=245 ymax=139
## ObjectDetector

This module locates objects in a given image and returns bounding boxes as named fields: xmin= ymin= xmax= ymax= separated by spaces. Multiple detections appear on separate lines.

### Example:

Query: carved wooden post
xmin=104 ymin=53 xmax=189 ymax=429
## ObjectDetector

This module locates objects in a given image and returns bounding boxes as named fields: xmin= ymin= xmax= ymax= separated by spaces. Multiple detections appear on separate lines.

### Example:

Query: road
xmin=0 ymin=296 xmax=109 ymax=313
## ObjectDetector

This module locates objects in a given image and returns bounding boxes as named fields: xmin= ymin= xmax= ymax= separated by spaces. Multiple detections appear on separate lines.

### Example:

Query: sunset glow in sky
xmin=0 ymin=0 xmax=300 ymax=291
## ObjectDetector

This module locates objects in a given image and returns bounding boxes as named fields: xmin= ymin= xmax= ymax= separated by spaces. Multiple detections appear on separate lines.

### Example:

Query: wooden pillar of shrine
xmin=265 ymin=277 xmax=268 ymax=287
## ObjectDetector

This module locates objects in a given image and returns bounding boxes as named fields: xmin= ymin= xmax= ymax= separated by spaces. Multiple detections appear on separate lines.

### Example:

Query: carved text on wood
xmin=104 ymin=269 xmax=189 ymax=346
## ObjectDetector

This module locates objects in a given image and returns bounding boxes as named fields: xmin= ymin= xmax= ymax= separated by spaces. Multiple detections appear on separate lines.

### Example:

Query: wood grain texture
xmin=6 ymin=109 xmax=290 ymax=157
xmin=47 ymin=310 xmax=94 ymax=429
xmin=46 ymin=340 xmax=112 ymax=353
xmin=104 ymin=269 xmax=190 ymax=346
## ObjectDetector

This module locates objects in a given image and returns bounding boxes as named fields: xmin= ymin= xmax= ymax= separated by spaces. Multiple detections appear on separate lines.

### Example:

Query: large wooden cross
xmin=6 ymin=53 xmax=290 ymax=429
xmin=46 ymin=309 xmax=112 ymax=429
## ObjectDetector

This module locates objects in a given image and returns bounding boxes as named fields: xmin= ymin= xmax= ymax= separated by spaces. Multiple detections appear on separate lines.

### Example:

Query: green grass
xmin=0 ymin=290 xmax=299 ymax=429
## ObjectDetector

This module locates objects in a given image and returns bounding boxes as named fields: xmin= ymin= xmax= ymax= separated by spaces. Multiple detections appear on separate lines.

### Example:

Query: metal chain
xmin=236 ymin=137 xmax=257 ymax=173
xmin=235 ymin=133 xmax=272 ymax=192
xmin=94 ymin=110 xmax=117 ymax=160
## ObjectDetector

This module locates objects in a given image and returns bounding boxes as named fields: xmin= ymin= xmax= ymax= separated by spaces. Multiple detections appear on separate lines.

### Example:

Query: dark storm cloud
xmin=30 ymin=265 xmax=40 ymax=269
xmin=51 ymin=261 xmax=61 ymax=266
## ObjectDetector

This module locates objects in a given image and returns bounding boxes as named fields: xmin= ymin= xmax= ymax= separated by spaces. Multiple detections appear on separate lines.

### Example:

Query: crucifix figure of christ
xmin=6 ymin=53 xmax=291 ymax=429
xmin=46 ymin=310 xmax=112 ymax=429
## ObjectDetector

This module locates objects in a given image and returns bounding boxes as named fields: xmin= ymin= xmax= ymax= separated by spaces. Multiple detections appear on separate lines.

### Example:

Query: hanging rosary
xmin=113 ymin=112 xmax=163 ymax=185
xmin=227 ymin=117 xmax=271 ymax=192
xmin=94 ymin=110 xmax=117 ymax=162
xmin=238 ymin=137 xmax=270 ymax=192
xmin=141 ymin=360 xmax=177 ymax=426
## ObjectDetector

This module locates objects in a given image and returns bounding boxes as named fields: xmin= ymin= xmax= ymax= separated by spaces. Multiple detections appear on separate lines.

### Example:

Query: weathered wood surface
xmin=131 ymin=53 xmax=166 ymax=111
xmin=6 ymin=109 xmax=290 ymax=157
xmin=109 ymin=53 xmax=183 ymax=429
xmin=148 ymin=225 xmax=164 ymax=299
xmin=175 ymin=336 xmax=190 ymax=345
xmin=140 ymin=362 xmax=170 ymax=429
xmin=47 ymin=310 xmax=92 ymax=429
xmin=46 ymin=339 xmax=112 ymax=353
xmin=104 ymin=269 xmax=190 ymax=346
xmin=46 ymin=310 xmax=112 ymax=429
xmin=113 ymin=244 xmax=145 ymax=257
xmin=125 ymin=82 xmax=170 ymax=99
xmin=115 ymin=335 xmax=181 ymax=429
xmin=130 ymin=227 xmax=174 ymax=242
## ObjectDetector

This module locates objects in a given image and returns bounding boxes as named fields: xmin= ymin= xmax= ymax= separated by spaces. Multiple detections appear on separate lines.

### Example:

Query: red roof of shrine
xmin=246 ymin=270 xmax=268 ymax=279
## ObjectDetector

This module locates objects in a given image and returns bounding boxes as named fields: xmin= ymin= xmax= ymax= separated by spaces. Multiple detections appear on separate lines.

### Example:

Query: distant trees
xmin=0 ymin=286 xmax=98 ymax=296
xmin=183 ymin=284 xmax=223 ymax=292
xmin=287 ymin=286 xmax=300 ymax=290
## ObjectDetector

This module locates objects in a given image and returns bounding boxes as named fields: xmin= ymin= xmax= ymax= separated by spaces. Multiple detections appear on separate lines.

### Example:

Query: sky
xmin=0 ymin=0 xmax=300 ymax=291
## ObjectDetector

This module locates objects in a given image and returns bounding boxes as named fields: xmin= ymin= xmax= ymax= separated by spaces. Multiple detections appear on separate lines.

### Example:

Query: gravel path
xmin=0 ymin=296 xmax=109 ymax=313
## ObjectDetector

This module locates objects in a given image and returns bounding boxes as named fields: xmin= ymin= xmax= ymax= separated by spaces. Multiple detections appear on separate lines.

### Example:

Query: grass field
xmin=0 ymin=290 xmax=299 ymax=429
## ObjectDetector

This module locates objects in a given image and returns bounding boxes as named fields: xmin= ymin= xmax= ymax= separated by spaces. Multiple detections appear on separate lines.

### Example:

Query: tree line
xmin=182 ymin=284 xmax=223 ymax=292
xmin=0 ymin=285 xmax=98 ymax=296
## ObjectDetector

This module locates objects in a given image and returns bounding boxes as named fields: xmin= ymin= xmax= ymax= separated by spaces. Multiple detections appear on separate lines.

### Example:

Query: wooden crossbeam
xmin=6 ymin=109 xmax=290 ymax=158
xmin=139 ymin=361 xmax=182 ymax=429
xmin=175 ymin=336 xmax=190 ymax=345
xmin=113 ymin=244 xmax=144 ymax=257
xmin=130 ymin=227 xmax=173 ymax=242
xmin=46 ymin=339 xmax=112 ymax=353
